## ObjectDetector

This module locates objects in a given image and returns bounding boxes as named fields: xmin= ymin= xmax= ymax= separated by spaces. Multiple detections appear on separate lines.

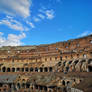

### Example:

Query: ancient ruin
xmin=0 ymin=35 xmax=92 ymax=92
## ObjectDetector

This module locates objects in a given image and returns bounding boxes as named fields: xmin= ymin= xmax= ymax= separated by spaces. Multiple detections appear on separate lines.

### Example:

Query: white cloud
xmin=77 ymin=31 xmax=92 ymax=37
xmin=0 ymin=0 xmax=31 ymax=18
xmin=0 ymin=32 xmax=3 ymax=36
xmin=33 ymin=17 xmax=41 ymax=22
xmin=0 ymin=16 xmax=28 ymax=31
xmin=38 ymin=14 xmax=45 ymax=19
xmin=45 ymin=10 xmax=55 ymax=19
xmin=26 ymin=21 xmax=35 ymax=28
xmin=0 ymin=32 xmax=26 ymax=47
xmin=39 ymin=9 xmax=55 ymax=20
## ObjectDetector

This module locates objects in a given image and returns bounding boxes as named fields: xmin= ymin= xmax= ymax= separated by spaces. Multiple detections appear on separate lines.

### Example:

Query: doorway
xmin=88 ymin=66 xmax=92 ymax=72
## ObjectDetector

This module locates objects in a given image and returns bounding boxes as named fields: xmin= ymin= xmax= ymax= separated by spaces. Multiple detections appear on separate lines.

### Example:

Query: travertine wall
xmin=0 ymin=35 xmax=92 ymax=72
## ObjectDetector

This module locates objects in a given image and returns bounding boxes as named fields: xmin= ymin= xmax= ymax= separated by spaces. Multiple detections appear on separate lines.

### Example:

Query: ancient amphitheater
xmin=0 ymin=35 xmax=92 ymax=92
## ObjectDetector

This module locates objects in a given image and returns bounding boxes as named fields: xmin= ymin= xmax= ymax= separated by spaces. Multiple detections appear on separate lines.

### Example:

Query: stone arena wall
xmin=0 ymin=35 xmax=92 ymax=73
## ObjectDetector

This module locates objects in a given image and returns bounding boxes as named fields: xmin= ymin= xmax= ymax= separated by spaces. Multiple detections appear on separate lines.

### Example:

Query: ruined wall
xmin=0 ymin=35 xmax=92 ymax=73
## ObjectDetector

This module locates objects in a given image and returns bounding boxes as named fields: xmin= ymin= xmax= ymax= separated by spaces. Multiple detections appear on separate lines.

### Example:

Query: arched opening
xmin=16 ymin=68 xmax=20 ymax=72
xmin=88 ymin=66 xmax=92 ymax=72
xmin=68 ymin=61 xmax=72 ymax=64
xmin=0 ymin=83 xmax=2 ymax=87
xmin=63 ymin=61 xmax=66 ymax=66
xmin=7 ymin=68 xmax=10 ymax=72
xmin=74 ymin=60 xmax=79 ymax=65
xmin=66 ymin=67 xmax=69 ymax=72
xmin=9 ymin=84 xmax=12 ymax=88
xmin=67 ymin=81 xmax=70 ymax=86
xmin=35 ymin=67 xmax=38 ymax=72
xmin=25 ymin=67 xmax=29 ymax=72
xmin=58 ymin=62 xmax=61 ymax=66
xmin=17 ymin=83 xmax=21 ymax=89
xmin=2 ymin=67 xmax=6 ymax=72
xmin=39 ymin=85 xmax=43 ymax=90
xmin=35 ymin=85 xmax=38 ymax=89
xmin=88 ymin=59 xmax=92 ymax=64
xmin=49 ymin=67 xmax=53 ymax=72
xmin=3 ymin=88 xmax=6 ymax=92
xmin=21 ymin=68 xmax=24 ymax=72
xmin=44 ymin=67 xmax=48 ymax=72
xmin=81 ymin=60 xmax=86 ymax=63
xmin=22 ymin=83 xmax=25 ymax=88
xmin=40 ymin=67 xmax=43 ymax=72
xmin=30 ymin=68 xmax=33 ymax=72
xmin=26 ymin=83 xmax=30 ymax=88
xmin=62 ymin=80 xmax=65 ymax=86
xmin=12 ymin=68 xmax=15 ymax=72
xmin=60 ymin=56 xmax=62 ymax=60
xmin=44 ymin=86 xmax=47 ymax=91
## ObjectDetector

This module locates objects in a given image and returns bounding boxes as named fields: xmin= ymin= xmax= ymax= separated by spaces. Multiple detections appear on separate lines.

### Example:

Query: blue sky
xmin=0 ymin=0 xmax=92 ymax=46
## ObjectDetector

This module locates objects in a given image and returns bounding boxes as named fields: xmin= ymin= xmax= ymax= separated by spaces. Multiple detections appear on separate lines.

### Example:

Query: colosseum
xmin=0 ymin=35 xmax=92 ymax=92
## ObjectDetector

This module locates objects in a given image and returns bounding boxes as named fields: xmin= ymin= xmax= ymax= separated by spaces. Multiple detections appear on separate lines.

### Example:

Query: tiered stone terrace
xmin=0 ymin=35 xmax=92 ymax=92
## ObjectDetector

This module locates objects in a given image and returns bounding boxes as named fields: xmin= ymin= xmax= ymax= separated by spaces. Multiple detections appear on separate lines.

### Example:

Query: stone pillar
xmin=30 ymin=84 xmax=33 ymax=91
xmin=15 ymin=68 xmax=17 ymax=72
xmin=43 ymin=68 xmax=44 ymax=72
xmin=11 ymin=84 xmax=15 ymax=92
xmin=38 ymin=68 xmax=40 ymax=72
xmin=15 ymin=84 xmax=18 ymax=91
xmin=0 ymin=68 xmax=2 ymax=72
xmin=33 ymin=84 xmax=36 ymax=92
xmin=14 ymin=68 xmax=16 ymax=72
xmin=47 ymin=88 xmax=50 ymax=92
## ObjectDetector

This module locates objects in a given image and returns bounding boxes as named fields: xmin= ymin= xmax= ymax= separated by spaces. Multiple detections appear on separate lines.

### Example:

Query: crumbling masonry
xmin=0 ymin=35 xmax=92 ymax=92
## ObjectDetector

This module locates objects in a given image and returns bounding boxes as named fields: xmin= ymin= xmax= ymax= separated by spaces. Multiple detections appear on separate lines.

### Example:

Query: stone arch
xmin=62 ymin=80 xmax=65 ymax=86
xmin=80 ymin=59 xmax=86 ymax=66
xmin=7 ymin=68 xmax=10 ymax=72
xmin=35 ymin=67 xmax=38 ymax=72
xmin=30 ymin=67 xmax=33 ymax=72
xmin=58 ymin=62 xmax=61 ymax=66
xmin=22 ymin=78 xmax=25 ymax=81
xmin=44 ymin=86 xmax=47 ymax=91
xmin=63 ymin=61 xmax=66 ymax=66
xmin=68 ymin=61 xmax=72 ymax=64
xmin=49 ymin=67 xmax=53 ymax=72
xmin=40 ymin=67 xmax=43 ymax=72
xmin=12 ymin=67 xmax=15 ymax=72
xmin=39 ymin=85 xmax=43 ymax=90
xmin=74 ymin=60 xmax=79 ymax=65
xmin=21 ymin=68 xmax=24 ymax=72
xmin=81 ymin=59 xmax=86 ymax=63
xmin=67 ymin=81 xmax=70 ymax=86
xmin=26 ymin=83 xmax=30 ymax=88
xmin=16 ymin=67 xmax=20 ymax=72
xmin=2 ymin=67 xmax=6 ymax=72
xmin=17 ymin=83 xmax=21 ymax=89
xmin=65 ymin=66 xmax=69 ymax=72
xmin=25 ymin=67 xmax=29 ymax=72
xmin=88 ymin=66 xmax=92 ymax=72
xmin=88 ymin=59 xmax=92 ymax=64
xmin=0 ymin=83 xmax=2 ymax=87
xmin=60 ymin=56 xmax=62 ymax=60
xmin=44 ymin=67 xmax=48 ymax=72
xmin=22 ymin=83 xmax=26 ymax=88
